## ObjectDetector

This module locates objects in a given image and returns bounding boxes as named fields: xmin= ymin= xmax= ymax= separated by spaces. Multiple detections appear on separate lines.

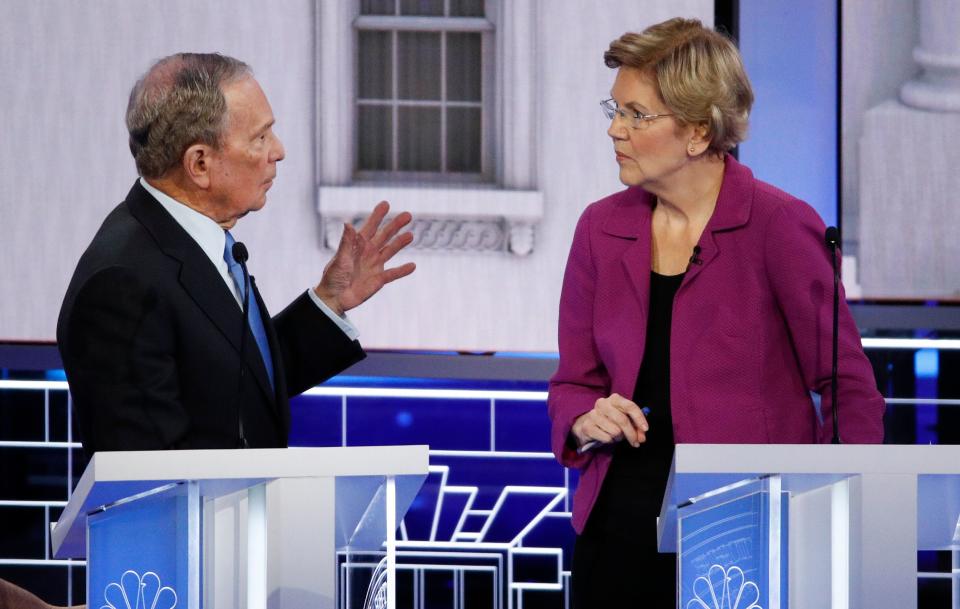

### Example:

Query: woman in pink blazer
xmin=548 ymin=17 xmax=885 ymax=607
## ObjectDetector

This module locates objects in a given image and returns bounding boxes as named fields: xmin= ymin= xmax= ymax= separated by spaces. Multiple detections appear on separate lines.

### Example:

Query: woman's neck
xmin=649 ymin=154 xmax=726 ymax=227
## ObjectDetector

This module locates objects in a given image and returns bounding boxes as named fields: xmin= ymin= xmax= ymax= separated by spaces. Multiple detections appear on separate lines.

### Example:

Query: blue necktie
xmin=224 ymin=231 xmax=275 ymax=392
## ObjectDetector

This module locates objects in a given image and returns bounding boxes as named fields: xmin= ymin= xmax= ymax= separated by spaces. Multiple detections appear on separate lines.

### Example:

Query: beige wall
xmin=0 ymin=0 xmax=711 ymax=350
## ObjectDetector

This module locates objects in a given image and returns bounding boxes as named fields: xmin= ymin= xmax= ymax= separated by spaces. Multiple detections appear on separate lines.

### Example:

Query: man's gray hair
xmin=126 ymin=53 xmax=252 ymax=178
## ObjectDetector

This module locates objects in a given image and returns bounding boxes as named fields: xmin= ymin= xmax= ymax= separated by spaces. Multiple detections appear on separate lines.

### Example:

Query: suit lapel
xmin=125 ymin=181 xmax=278 ymax=408
xmin=598 ymin=188 xmax=654 ymax=393
xmin=681 ymin=154 xmax=755 ymax=286
xmin=602 ymin=187 xmax=655 ymax=320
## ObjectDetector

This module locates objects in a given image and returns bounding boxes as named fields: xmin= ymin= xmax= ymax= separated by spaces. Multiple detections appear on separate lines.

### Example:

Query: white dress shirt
xmin=139 ymin=178 xmax=359 ymax=340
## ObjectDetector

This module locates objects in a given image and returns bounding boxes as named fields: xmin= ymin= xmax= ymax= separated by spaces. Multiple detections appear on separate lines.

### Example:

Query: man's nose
xmin=272 ymin=136 xmax=286 ymax=162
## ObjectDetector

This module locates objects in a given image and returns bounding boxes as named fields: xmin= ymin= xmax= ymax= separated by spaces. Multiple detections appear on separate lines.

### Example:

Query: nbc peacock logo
xmin=100 ymin=570 xmax=177 ymax=609
xmin=686 ymin=564 xmax=762 ymax=609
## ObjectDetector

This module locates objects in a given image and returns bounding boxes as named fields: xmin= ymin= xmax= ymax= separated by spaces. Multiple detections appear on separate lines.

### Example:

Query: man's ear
xmin=182 ymin=143 xmax=214 ymax=189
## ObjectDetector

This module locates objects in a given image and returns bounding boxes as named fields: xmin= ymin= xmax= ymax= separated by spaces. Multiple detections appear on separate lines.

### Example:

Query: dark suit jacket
xmin=57 ymin=181 xmax=365 ymax=459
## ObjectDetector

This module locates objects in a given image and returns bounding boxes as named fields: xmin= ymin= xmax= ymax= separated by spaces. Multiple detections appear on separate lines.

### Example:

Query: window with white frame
xmin=317 ymin=0 xmax=543 ymax=255
xmin=355 ymin=0 xmax=493 ymax=181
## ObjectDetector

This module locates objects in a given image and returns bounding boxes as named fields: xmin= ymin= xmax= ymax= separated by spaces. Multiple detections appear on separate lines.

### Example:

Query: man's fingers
xmin=353 ymin=231 xmax=369 ymax=263
xmin=358 ymin=201 xmax=390 ymax=241
xmin=379 ymin=262 xmax=416 ymax=285
xmin=334 ymin=223 xmax=357 ymax=260
xmin=370 ymin=211 xmax=413 ymax=250
xmin=376 ymin=230 xmax=415 ymax=263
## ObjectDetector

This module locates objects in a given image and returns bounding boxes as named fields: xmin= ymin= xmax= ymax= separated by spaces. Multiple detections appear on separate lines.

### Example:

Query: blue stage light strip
xmin=430 ymin=450 xmax=554 ymax=459
xmin=0 ymin=380 xmax=69 ymax=390
xmin=0 ymin=500 xmax=68 ymax=508
xmin=885 ymin=398 xmax=960 ymax=406
xmin=0 ymin=559 xmax=85 ymax=566
xmin=861 ymin=338 xmax=960 ymax=350
xmin=0 ymin=440 xmax=81 ymax=449
xmin=4 ymin=379 xmax=960 ymax=407
xmin=0 ymin=379 xmax=551 ymax=400
xmin=303 ymin=386 xmax=548 ymax=400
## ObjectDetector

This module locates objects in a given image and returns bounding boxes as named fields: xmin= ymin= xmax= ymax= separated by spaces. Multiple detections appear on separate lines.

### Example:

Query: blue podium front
xmin=677 ymin=477 xmax=788 ymax=608
xmin=51 ymin=447 xmax=428 ymax=609
xmin=659 ymin=444 xmax=960 ymax=609
xmin=88 ymin=483 xmax=198 ymax=609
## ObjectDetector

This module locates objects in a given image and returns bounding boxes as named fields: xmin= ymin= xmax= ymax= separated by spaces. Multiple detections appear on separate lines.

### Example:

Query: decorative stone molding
xmin=319 ymin=185 xmax=543 ymax=255
xmin=900 ymin=0 xmax=960 ymax=112
xmin=507 ymin=222 xmax=535 ymax=256
xmin=323 ymin=215 xmax=538 ymax=254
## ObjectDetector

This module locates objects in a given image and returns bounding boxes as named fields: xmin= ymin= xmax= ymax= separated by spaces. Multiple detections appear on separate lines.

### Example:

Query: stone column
xmin=858 ymin=0 xmax=960 ymax=297
xmin=900 ymin=0 xmax=960 ymax=111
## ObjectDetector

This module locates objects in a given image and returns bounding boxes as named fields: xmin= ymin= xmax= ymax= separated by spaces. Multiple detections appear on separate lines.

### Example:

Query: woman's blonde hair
xmin=604 ymin=17 xmax=754 ymax=153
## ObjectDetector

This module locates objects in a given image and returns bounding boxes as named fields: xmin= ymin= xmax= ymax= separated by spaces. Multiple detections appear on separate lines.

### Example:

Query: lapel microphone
xmin=824 ymin=226 xmax=841 ymax=444
xmin=689 ymin=245 xmax=703 ymax=265
xmin=233 ymin=242 xmax=251 ymax=449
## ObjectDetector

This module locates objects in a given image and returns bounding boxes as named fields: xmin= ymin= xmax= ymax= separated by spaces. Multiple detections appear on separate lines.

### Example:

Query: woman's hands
xmin=571 ymin=393 xmax=649 ymax=449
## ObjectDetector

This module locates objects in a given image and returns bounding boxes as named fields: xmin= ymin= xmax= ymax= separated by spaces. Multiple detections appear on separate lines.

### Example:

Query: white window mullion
xmin=359 ymin=98 xmax=479 ymax=108
xmin=391 ymin=29 xmax=399 ymax=171
xmin=441 ymin=31 xmax=448 ymax=173
xmin=355 ymin=16 xmax=493 ymax=32
xmin=482 ymin=24 xmax=494 ymax=180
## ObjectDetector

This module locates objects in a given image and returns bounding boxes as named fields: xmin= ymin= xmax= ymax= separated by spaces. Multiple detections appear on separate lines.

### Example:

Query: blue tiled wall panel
xmin=494 ymin=399 xmax=551 ymax=452
xmin=345 ymin=396 xmax=491 ymax=450
xmin=0 ymin=506 xmax=46 ymax=558
xmin=429 ymin=455 xmax=565 ymax=509
xmin=0 ymin=389 xmax=46 ymax=441
xmin=47 ymin=391 xmax=72 ymax=442
xmin=288 ymin=394 xmax=342 ymax=447
xmin=460 ymin=513 xmax=488 ymax=534
xmin=0 ymin=565 xmax=83 ymax=607
xmin=462 ymin=571 xmax=497 ymax=609
xmin=423 ymin=570 xmax=458 ymax=606
xmin=401 ymin=469 xmax=445 ymax=540
xmin=512 ymin=552 xmax=560 ymax=584
xmin=482 ymin=493 xmax=559 ymax=543
xmin=0 ymin=447 xmax=70 ymax=501
xmin=433 ymin=490 xmax=471 ymax=541
xmin=525 ymin=514 xmax=577 ymax=570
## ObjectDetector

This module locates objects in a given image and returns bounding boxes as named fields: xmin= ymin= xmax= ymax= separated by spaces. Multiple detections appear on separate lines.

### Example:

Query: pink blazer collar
xmin=600 ymin=153 xmax=755 ymax=240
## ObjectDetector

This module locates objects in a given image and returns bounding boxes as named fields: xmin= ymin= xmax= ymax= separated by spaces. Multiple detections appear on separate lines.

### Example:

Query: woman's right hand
xmin=570 ymin=393 xmax=649 ymax=449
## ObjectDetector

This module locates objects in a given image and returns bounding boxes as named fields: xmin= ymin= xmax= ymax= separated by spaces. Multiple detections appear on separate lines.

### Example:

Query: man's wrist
xmin=313 ymin=285 xmax=344 ymax=317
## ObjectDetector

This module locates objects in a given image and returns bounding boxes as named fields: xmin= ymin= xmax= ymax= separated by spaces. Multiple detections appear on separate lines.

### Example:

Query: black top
xmin=572 ymin=272 xmax=685 ymax=607
xmin=604 ymin=271 xmax=683 ymax=487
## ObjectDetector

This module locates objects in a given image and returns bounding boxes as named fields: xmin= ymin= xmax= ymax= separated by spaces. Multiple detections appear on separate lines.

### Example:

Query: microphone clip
xmin=689 ymin=245 xmax=703 ymax=266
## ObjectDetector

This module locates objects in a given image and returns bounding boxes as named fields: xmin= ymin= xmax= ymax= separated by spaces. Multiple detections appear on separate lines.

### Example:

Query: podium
xmin=658 ymin=444 xmax=960 ymax=609
xmin=51 ymin=446 xmax=429 ymax=609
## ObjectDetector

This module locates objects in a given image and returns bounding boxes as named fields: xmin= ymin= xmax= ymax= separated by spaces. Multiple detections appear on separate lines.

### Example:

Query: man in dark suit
xmin=57 ymin=53 xmax=415 ymax=459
